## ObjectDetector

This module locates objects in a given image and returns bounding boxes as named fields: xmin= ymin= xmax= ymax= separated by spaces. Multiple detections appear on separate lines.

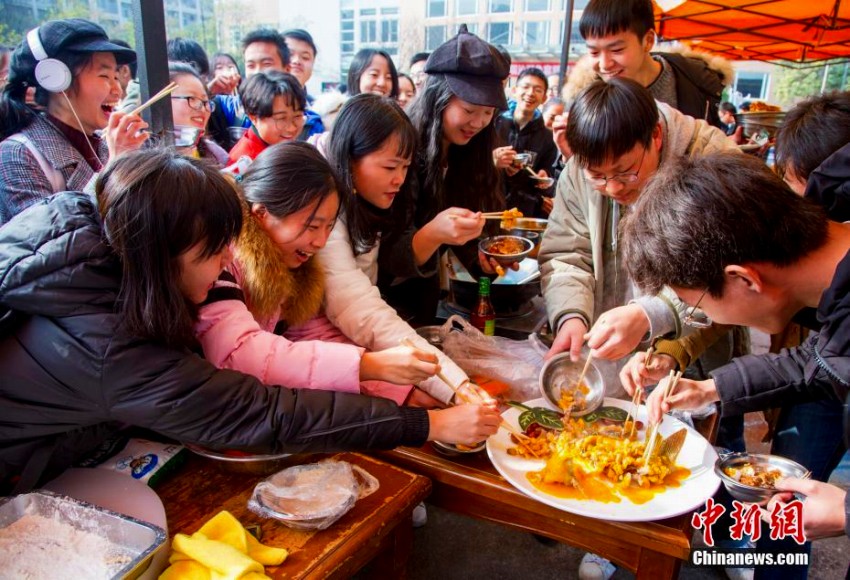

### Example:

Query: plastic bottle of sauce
xmin=470 ymin=277 xmax=496 ymax=336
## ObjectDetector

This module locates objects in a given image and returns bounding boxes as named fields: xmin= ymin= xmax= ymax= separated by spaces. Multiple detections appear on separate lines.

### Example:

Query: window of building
xmin=341 ymin=10 xmax=354 ymax=54
xmin=457 ymin=0 xmax=477 ymax=15
xmin=360 ymin=8 xmax=376 ymax=16
xmin=120 ymin=1 xmax=132 ymax=19
xmin=341 ymin=9 xmax=354 ymax=19
xmin=382 ymin=7 xmax=399 ymax=15
xmin=560 ymin=20 xmax=584 ymax=49
xmin=466 ymin=23 xmax=479 ymax=35
xmin=428 ymin=0 xmax=446 ymax=17
xmin=182 ymin=0 xmax=197 ymax=9
xmin=97 ymin=0 xmax=118 ymax=13
xmin=361 ymin=20 xmax=378 ymax=44
xmin=182 ymin=13 xmax=197 ymax=27
xmin=381 ymin=20 xmax=399 ymax=44
xmin=426 ymin=25 xmax=447 ymax=50
xmin=488 ymin=21 xmax=511 ymax=44
xmin=524 ymin=21 xmax=549 ymax=47
xmin=735 ymin=72 xmax=769 ymax=100
xmin=526 ymin=0 xmax=549 ymax=10
xmin=489 ymin=0 xmax=511 ymax=13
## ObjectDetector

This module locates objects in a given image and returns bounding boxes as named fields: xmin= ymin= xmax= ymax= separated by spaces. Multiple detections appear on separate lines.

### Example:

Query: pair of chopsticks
xmin=626 ymin=344 xmax=655 ymax=438
xmin=399 ymin=338 xmax=540 ymax=456
xmin=641 ymin=370 xmax=683 ymax=463
xmin=129 ymin=81 xmax=179 ymax=117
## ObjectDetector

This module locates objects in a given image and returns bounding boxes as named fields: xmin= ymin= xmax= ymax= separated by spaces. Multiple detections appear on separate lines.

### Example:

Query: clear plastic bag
xmin=247 ymin=460 xmax=379 ymax=530
xmin=438 ymin=315 xmax=547 ymax=402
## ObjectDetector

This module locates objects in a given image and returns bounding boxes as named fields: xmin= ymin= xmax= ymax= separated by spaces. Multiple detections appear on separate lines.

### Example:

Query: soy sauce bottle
xmin=470 ymin=277 xmax=496 ymax=336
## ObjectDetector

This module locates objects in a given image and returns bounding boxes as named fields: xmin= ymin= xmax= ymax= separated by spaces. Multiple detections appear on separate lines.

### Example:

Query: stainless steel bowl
xmin=539 ymin=352 xmax=605 ymax=416
xmin=478 ymin=235 xmax=534 ymax=267
xmin=432 ymin=440 xmax=486 ymax=456
xmin=415 ymin=325 xmax=444 ymax=350
xmin=505 ymin=218 xmax=548 ymax=259
xmin=715 ymin=452 xmax=810 ymax=505
xmin=185 ymin=444 xmax=293 ymax=475
xmin=734 ymin=111 xmax=786 ymax=139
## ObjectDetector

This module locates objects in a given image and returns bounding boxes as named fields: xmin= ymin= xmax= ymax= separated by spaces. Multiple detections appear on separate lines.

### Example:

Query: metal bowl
xmin=432 ymin=440 xmax=486 ymax=456
xmin=735 ymin=111 xmax=786 ymax=139
xmin=415 ymin=325 xmax=444 ymax=350
xmin=185 ymin=444 xmax=293 ymax=475
xmin=715 ymin=452 xmax=810 ymax=505
xmin=539 ymin=352 xmax=605 ymax=417
xmin=505 ymin=218 xmax=548 ymax=259
xmin=478 ymin=235 xmax=534 ymax=267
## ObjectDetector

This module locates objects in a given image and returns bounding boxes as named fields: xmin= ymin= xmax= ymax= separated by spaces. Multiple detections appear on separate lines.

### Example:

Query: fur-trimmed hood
xmin=231 ymin=202 xmax=325 ymax=328
xmin=563 ymin=44 xmax=733 ymax=104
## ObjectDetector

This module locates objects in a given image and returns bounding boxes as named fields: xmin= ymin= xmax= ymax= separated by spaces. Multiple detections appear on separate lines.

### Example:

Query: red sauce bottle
xmin=470 ymin=277 xmax=496 ymax=336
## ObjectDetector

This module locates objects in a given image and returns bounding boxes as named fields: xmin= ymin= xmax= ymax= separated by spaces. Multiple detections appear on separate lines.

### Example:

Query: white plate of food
xmin=486 ymin=398 xmax=720 ymax=522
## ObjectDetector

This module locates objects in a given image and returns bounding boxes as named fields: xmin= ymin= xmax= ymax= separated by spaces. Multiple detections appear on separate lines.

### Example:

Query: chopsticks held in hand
xmin=129 ymin=82 xmax=179 ymax=117
xmin=642 ymin=370 xmax=683 ymax=463
xmin=399 ymin=338 xmax=537 ymax=453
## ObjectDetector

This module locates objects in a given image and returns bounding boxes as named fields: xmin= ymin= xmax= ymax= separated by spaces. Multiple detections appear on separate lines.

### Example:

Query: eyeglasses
xmin=171 ymin=96 xmax=216 ymax=112
xmin=270 ymin=112 xmax=305 ymax=130
xmin=585 ymin=148 xmax=647 ymax=188
xmin=683 ymin=288 xmax=713 ymax=328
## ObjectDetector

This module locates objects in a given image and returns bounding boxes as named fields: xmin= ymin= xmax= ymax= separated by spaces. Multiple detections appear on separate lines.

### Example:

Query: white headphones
xmin=27 ymin=27 xmax=72 ymax=93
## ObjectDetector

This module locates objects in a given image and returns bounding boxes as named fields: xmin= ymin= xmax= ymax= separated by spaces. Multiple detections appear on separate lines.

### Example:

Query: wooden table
xmin=375 ymin=414 xmax=718 ymax=580
xmin=156 ymin=452 xmax=430 ymax=579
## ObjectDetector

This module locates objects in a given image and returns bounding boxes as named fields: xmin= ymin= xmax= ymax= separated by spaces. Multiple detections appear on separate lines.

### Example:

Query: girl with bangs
xmin=0 ymin=147 xmax=498 ymax=494
xmin=318 ymin=94 xmax=491 ymax=407
xmin=196 ymin=141 xmax=489 ymax=406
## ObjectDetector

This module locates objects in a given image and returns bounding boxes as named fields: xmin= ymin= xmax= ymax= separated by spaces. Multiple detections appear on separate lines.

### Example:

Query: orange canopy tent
xmin=654 ymin=0 xmax=850 ymax=63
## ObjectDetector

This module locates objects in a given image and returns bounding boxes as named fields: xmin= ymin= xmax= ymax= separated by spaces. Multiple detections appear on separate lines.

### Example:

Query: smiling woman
xmin=0 ymin=18 xmax=149 ymax=224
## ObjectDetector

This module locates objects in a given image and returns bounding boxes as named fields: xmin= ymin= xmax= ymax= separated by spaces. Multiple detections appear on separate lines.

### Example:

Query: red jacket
xmin=227 ymin=128 xmax=268 ymax=164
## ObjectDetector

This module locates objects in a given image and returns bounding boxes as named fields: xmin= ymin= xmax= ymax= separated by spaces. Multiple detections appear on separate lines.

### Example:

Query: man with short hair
xmin=718 ymin=101 xmax=737 ymax=135
xmin=282 ymin=28 xmax=317 ymax=102
xmin=494 ymin=67 xmax=558 ymax=217
xmin=409 ymin=52 xmax=429 ymax=92
xmin=622 ymin=151 xmax=850 ymax=549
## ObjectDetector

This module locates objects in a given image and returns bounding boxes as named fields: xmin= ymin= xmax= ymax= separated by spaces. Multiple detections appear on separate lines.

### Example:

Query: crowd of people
xmin=0 ymin=0 xmax=848 ymax=578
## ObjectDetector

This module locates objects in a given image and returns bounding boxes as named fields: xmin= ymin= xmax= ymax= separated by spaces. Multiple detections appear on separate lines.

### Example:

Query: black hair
xmin=408 ymin=74 xmax=503 ymax=220
xmin=282 ymin=29 xmax=317 ymax=57
xmin=0 ymin=44 xmax=92 ymax=140
xmin=398 ymin=72 xmax=415 ymax=91
xmin=579 ymin=0 xmax=656 ymax=40
xmin=110 ymin=38 xmax=137 ymax=78
xmin=242 ymin=28 xmax=290 ymax=68
xmin=326 ymin=94 xmax=417 ymax=254
xmin=718 ymin=101 xmax=737 ymax=115
xmin=241 ymin=140 xmax=341 ymax=222
xmin=774 ymin=91 xmax=850 ymax=182
xmin=622 ymin=152 xmax=829 ymax=296
xmin=410 ymin=52 xmax=430 ymax=68
xmin=739 ymin=101 xmax=752 ymax=112
xmin=347 ymin=48 xmax=399 ymax=99
xmin=212 ymin=52 xmax=241 ymax=77
xmin=167 ymin=37 xmax=210 ymax=78
xmin=239 ymin=71 xmax=306 ymax=118
xmin=517 ymin=67 xmax=548 ymax=91
xmin=97 ymin=148 xmax=242 ymax=348
xmin=567 ymin=78 xmax=659 ymax=168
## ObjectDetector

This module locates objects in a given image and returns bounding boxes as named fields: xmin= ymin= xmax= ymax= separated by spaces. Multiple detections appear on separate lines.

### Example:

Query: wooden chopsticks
xmin=641 ymin=370 xmax=683 ymax=463
xmin=129 ymin=81 xmax=179 ymax=117
xmin=399 ymin=338 xmax=539 ymax=455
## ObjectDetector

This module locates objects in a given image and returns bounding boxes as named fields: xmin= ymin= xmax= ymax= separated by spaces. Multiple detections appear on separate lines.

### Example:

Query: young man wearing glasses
xmin=540 ymin=77 xmax=735 ymax=369
xmin=623 ymin=151 xmax=850 ymax=552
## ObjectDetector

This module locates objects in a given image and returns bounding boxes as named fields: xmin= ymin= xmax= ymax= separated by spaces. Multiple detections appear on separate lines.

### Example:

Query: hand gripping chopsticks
xmin=129 ymin=81 xmax=179 ymax=117
xmin=641 ymin=370 xmax=683 ymax=463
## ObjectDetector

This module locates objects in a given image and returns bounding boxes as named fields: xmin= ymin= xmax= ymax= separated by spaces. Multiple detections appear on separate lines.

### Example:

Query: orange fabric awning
xmin=655 ymin=0 xmax=850 ymax=63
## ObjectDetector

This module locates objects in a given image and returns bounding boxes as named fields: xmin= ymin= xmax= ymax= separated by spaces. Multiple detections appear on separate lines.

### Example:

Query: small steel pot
xmin=714 ymin=452 xmax=810 ymax=505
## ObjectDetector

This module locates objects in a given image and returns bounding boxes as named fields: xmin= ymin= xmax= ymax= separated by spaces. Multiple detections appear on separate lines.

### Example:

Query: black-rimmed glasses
xmin=171 ymin=96 xmax=216 ymax=112
xmin=585 ymin=148 xmax=647 ymax=188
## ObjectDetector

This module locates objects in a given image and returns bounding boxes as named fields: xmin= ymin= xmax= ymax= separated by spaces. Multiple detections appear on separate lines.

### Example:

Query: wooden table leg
xmin=636 ymin=548 xmax=682 ymax=580
xmin=361 ymin=514 xmax=414 ymax=580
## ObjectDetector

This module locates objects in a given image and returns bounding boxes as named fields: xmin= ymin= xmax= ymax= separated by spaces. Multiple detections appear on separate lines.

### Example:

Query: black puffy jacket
xmin=0 ymin=192 xmax=429 ymax=491
xmin=657 ymin=52 xmax=726 ymax=129
xmin=712 ymin=250 xmax=850 ymax=415
xmin=805 ymin=142 xmax=850 ymax=223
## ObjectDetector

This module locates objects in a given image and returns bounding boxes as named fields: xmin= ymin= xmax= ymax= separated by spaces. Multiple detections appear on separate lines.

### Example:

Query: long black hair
xmin=326 ymin=94 xmax=416 ymax=255
xmin=347 ymin=49 xmax=399 ymax=99
xmin=407 ymin=74 xmax=503 ymax=221
xmin=97 ymin=148 xmax=242 ymax=348
xmin=0 ymin=46 xmax=92 ymax=140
